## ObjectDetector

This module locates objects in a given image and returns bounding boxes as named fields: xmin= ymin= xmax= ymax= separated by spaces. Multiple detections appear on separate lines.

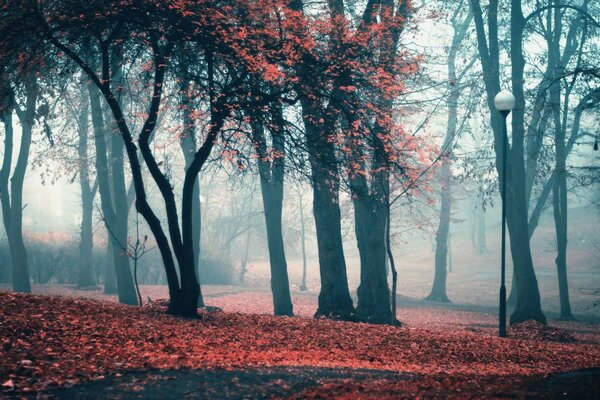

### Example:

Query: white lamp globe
xmin=494 ymin=90 xmax=515 ymax=111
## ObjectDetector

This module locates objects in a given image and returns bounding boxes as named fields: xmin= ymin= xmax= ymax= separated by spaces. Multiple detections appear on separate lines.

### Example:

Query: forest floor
xmin=2 ymin=288 xmax=600 ymax=399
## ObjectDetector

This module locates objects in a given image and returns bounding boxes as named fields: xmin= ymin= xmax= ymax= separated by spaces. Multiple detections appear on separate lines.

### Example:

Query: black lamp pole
xmin=499 ymin=109 xmax=509 ymax=338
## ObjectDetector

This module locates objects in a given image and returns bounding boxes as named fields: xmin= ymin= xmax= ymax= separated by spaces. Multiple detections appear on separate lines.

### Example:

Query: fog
xmin=1 ymin=0 xmax=598 ymax=324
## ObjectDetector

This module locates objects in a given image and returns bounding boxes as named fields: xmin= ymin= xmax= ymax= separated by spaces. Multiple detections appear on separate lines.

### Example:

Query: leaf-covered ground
xmin=1 ymin=291 xmax=600 ymax=398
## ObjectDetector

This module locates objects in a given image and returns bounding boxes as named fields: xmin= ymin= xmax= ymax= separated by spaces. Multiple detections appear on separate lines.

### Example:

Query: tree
xmin=176 ymin=78 xmax=202 ymax=305
xmin=0 ymin=59 xmax=38 ymax=293
xmin=36 ymin=0 xmax=304 ymax=316
xmin=288 ymin=0 xmax=356 ymax=320
xmin=426 ymin=1 xmax=474 ymax=303
xmin=249 ymin=99 xmax=294 ymax=316
xmin=470 ymin=0 xmax=547 ymax=324
xmin=88 ymin=78 xmax=138 ymax=304
xmin=75 ymin=80 xmax=98 ymax=288
xmin=543 ymin=0 xmax=598 ymax=319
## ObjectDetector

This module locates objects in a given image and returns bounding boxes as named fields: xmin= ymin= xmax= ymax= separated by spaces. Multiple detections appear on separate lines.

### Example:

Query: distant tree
xmin=426 ymin=1 xmax=475 ymax=303
xmin=0 ymin=9 xmax=45 ymax=292
xmin=74 ymin=80 xmax=98 ymax=288
xmin=249 ymin=97 xmax=294 ymax=316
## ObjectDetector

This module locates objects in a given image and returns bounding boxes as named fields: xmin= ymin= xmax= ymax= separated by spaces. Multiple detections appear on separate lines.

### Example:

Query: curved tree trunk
xmin=0 ymin=77 xmax=37 ymax=293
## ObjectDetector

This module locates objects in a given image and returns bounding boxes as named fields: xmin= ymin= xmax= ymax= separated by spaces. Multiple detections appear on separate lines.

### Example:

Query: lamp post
xmin=494 ymin=90 xmax=515 ymax=338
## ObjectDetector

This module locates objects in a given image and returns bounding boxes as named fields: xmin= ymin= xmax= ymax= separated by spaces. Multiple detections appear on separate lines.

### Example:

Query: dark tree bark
xmin=178 ymin=80 xmax=204 ymax=307
xmin=547 ymin=3 xmax=585 ymax=321
xmin=354 ymin=193 xmax=392 ymax=323
xmin=427 ymin=158 xmax=452 ymax=303
xmin=427 ymin=6 xmax=472 ymax=302
xmin=250 ymin=102 xmax=294 ymax=316
xmin=104 ymin=240 xmax=117 ymax=294
xmin=288 ymin=0 xmax=355 ymax=321
xmin=298 ymin=189 xmax=308 ymax=291
xmin=304 ymin=108 xmax=355 ymax=320
xmin=349 ymin=0 xmax=409 ymax=325
xmin=470 ymin=0 xmax=546 ymax=324
xmin=0 ymin=76 xmax=37 ymax=293
xmin=88 ymin=83 xmax=138 ymax=305
xmin=76 ymin=83 xmax=97 ymax=287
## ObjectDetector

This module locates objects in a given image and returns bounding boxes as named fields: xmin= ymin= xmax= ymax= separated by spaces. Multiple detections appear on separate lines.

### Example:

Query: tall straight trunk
xmin=507 ymin=0 xmax=545 ymax=324
xmin=109 ymin=125 xmax=138 ymax=305
xmin=79 ymin=195 xmax=95 ymax=287
xmin=305 ymin=113 xmax=355 ymax=320
xmin=349 ymin=113 xmax=393 ymax=324
xmin=178 ymin=80 xmax=204 ymax=307
xmin=549 ymin=5 xmax=573 ymax=320
xmin=470 ymin=0 xmax=546 ymax=324
xmin=426 ymin=159 xmax=451 ymax=302
xmin=251 ymin=106 xmax=293 ymax=316
xmin=261 ymin=183 xmax=294 ymax=315
xmin=240 ymin=229 xmax=251 ymax=284
xmin=288 ymin=0 xmax=355 ymax=321
xmin=553 ymin=175 xmax=572 ymax=319
xmin=428 ymin=4 xmax=472 ymax=303
xmin=76 ymin=85 xmax=96 ymax=287
xmin=476 ymin=206 xmax=487 ymax=253
xmin=351 ymin=0 xmax=409 ymax=325
xmin=104 ymin=240 xmax=117 ymax=293
xmin=299 ymin=190 xmax=308 ymax=291
xmin=0 ymin=77 xmax=37 ymax=293
xmin=89 ymin=83 xmax=137 ymax=305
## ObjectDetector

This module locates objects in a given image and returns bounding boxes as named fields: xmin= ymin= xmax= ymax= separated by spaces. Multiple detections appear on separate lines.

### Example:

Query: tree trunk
xmin=476 ymin=206 xmax=487 ymax=253
xmin=426 ymin=159 xmax=451 ymax=302
xmin=261 ymin=182 xmax=294 ymax=316
xmin=78 ymin=170 xmax=96 ymax=287
xmin=89 ymin=83 xmax=137 ymax=305
xmin=427 ymin=4 xmax=472 ymax=302
xmin=507 ymin=0 xmax=545 ymax=324
xmin=299 ymin=190 xmax=308 ymax=291
xmin=251 ymin=108 xmax=293 ymax=316
xmin=354 ymin=198 xmax=392 ymax=323
xmin=111 ymin=134 xmax=138 ymax=306
xmin=288 ymin=0 xmax=355 ymax=321
xmin=178 ymin=80 xmax=204 ymax=307
xmin=549 ymin=3 xmax=574 ymax=321
xmin=553 ymin=176 xmax=573 ymax=319
xmin=470 ymin=0 xmax=546 ymax=324
xmin=104 ymin=240 xmax=117 ymax=294
xmin=305 ymin=116 xmax=354 ymax=320
xmin=0 ymin=77 xmax=37 ymax=293
xmin=77 ymin=84 xmax=96 ymax=287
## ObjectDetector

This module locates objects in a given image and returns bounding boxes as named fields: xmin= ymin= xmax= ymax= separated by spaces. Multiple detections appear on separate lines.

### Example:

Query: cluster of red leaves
xmin=1 ymin=292 xmax=600 ymax=397
xmin=508 ymin=320 xmax=577 ymax=343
